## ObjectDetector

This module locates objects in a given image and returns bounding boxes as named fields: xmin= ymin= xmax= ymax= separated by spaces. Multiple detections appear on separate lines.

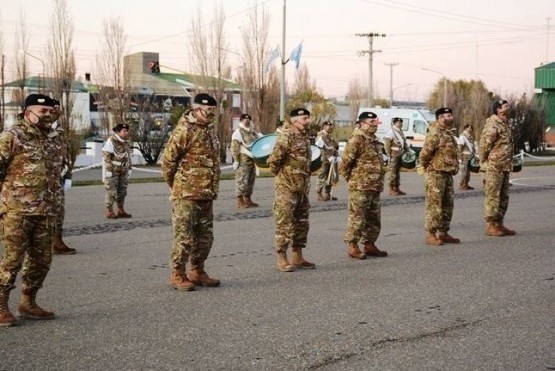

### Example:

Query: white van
xmin=357 ymin=107 xmax=431 ymax=153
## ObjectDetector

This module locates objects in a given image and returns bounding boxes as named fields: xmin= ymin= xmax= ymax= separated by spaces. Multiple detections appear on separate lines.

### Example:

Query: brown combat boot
xmin=317 ymin=191 xmax=326 ymax=201
xmin=396 ymin=187 xmax=406 ymax=195
xmin=237 ymin=196 xmax=248 ymax=208
xmin=106 ymin=206 xmax=118 ymax=219
xmin=499 ymin=222 xmax=516 ymax=236
xmin=276 ymin=251 xmax=295 ymax=272
xmin=437 ymin=232 xmax=460 ymax=244
xmin=17 ymin=288 xmax=55 ymax=320
xmin=243 ymin=196 xmax=259 ymax=208
xmin=363 ymin=242 xmax=388 ymax=257
xmin=322 ymin=193 xmax=331 ymax=201
xmin=485 ymin=222 xmax=505 ymax=237
xmin=188 ymin=261 xmax=220 ymax=287
xmin=291 ymin=247 xmax=316 ymax=269
xmin=425 ymin=232 xmax=444 ymax=246
xmin=0 ymin=291 xmax=18 ymax=327
xmin=52 ymin=233 xmax=76 ymax=255
xmin=347 ymin=242 xmax=367 ymax=260
xmin=116 ymin=204 xmax=132 ymax=218
xmin=389 ymin=187 xmax=401 ymax=196
xmin=170 ymin=271 xmax=195 ymax=291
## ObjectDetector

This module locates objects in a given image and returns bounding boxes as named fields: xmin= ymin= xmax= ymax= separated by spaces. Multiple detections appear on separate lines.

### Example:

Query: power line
xmin=356 ymin=32 xmax=386 ymax=106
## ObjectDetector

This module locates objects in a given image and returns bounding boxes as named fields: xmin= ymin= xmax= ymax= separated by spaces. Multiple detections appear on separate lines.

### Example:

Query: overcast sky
xmin=1 ymin=0 xmax=553 ymax=102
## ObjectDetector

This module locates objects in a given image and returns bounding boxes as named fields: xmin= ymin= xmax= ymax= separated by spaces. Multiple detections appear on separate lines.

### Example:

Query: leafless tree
xmin=46 ymin=0 xmax=80 ymax=164
xmin=188 ymin=3 xmax=233 ymax=163
xmin=238 ymin=3 xmax=280 ymax=134
xmin=14 ymin=11 xmax=29 ymax=110
xmin=95 ymin=17 xmax=130 ymax=136
xmin=346 ymin=79 xmax=366 ymax=122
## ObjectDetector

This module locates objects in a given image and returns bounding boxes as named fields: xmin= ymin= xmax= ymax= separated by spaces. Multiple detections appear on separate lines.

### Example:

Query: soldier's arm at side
xmin=230 ymin=139 xmax=241 ymax=163
xmin=383 ymin=137 xmax=392 ymax=157
xmin=418 ymin=132 xmax=438 ymax=169
xmin=267 ymin=134 xmax=287 ymax=175
xmin=0 ymin=132 xmax=16 ymax=181
xmin=339 ymin=137 xmax=359 ymax=181
xmin=479 ymin=124 xmax=497 ymax=161
xmin=161 ymin=128 xmax=186 ymax=188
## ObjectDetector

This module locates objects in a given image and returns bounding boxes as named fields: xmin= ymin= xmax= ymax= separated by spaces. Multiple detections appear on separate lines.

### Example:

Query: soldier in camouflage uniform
xmin=162 ymin=93 xmax=221 ymax=291
xmin=384 ymin=117 xmax=410 ymax=196
xmin=0 ymin=94 xmax=62 ymax=326
xmin=267 ymin=108 xmax=316 ymax=272
xmin=340 ymin=111 xmax=388 ymax=260
xmin=457 ymin=124 xmax=475 ymax=190
xmin=231 ymin=113 xmax=263 ymax=208
xmin=315 ymin=121 xmax=340 ymax=201
xmin=479 ymin=99 xmax=516 ymax=237
xmin=417 ymin=107 xmax=460 ymax=246
xmin=103 ymin=123 xmax=133 ymax=219
xmin=50 ymin=99 xmax=76 ymax=255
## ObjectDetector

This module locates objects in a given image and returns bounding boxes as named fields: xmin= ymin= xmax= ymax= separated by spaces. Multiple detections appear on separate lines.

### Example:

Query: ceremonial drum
xmin=310 ymin=145 xmax=322 ymax=173
xmin=251 ymin=134 xmax=278 ymax=168
xmin=512 ymin=155 xmax=523 ymax=173
xmin=468 ymin=154 xmax=481 ymax=173
xmin=400 ymin=150 xmax=417 ymax=169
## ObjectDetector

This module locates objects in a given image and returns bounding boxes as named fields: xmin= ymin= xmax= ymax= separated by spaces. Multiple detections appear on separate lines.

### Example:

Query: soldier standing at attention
xmin=417 ymin=107 xmax=460 ymax=246
xmin=457 ymin=124 xmax=475 ymax=190
xmin=384 ymin=117 xmax=410 ymax=196
xmin=315 ymin=121 xmax=340 ymax=201
xmin=50 ymin=99 xmax=76 ymax=255
xmin=0 ymin=94 xmax=62 ymax=326
xmin=162 ymin=93 xmax=221 ymax=291
xmin=479 ymin=99 xmax=516 ymax=237
xmin=231 ymin=113 xmax=262 ymax=209
xmin=340 ymin=111 xmax=388 ymax=260
xmin=102 ymin=123 xmax=133 ymax=219
xmin=267 ymin=108 xmax=315 ymax=272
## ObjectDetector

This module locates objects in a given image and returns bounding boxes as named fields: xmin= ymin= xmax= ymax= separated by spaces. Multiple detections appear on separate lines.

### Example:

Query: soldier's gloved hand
xmin=128 ymin=169 xmax=132 ymax=177
xmin=233 ymin=161 xmax=240 ymax=170
xmin=336 ymin=157 xmax=342 ymax=164
xmin=383 ymin=154 xmax=389 ymax=163
xmin=458 ymin=159 xmax=462 ymax=164
xmin=105 ymin=171 xmax=112 ymax=179
xmin=416 ymin=165 xmax=426 ymax=176
xmin=328 ymin=156 xmax=336 ymax=163
xmin=63 ymin=179 xmax=72 ymax=191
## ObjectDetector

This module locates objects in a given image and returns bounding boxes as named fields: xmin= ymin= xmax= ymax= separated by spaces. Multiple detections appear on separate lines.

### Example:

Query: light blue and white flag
xmin=264 ymin=46 xmax=280 ymax=73
xmin=289 ymin=41 xmax=303 ymax=69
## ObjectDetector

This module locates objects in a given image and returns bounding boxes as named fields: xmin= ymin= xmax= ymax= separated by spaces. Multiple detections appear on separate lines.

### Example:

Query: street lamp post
xmin=391 ymin=83 xmax=412 ymax=105
xmin=422 ymin=67 xmax=447 ymax=107
xmin=385 ymin=62 xmax=398 ymax=106
xmin=19 ymin=50 xmax=46 ymax=93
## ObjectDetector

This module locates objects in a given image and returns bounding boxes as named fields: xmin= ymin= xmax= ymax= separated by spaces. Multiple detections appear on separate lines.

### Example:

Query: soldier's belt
xmin=391 ymin=147 xmax=401 ymax=151
xmin=111 ymin=161 xmax=123 ymax=166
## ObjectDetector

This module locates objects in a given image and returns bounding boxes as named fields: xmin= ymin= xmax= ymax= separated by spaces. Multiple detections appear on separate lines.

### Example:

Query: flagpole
xmin=280 ymin=0 xmax=286 ymax=121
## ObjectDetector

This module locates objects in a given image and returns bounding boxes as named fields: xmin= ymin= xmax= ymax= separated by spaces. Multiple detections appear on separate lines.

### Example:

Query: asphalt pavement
xmin=0 ymin=165 xmax=554 ymax=371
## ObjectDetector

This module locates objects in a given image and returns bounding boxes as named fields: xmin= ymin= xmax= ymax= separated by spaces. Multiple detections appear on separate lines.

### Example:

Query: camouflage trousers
xmin=317 ymin=161 xmax=333 ymax=194
xmin=104 ymin=173 xmax=129 ymax=208
xmin=0 ymin=213 xmax=53 ymax=293
xmin=235 ymin=162 xmax=256 ymax=197
xmin=170 ymin=199 xmax=214 ymax=272
xmin=459 ymin=154 xmax=472 ymax=186
xmin=55 ymin=189 xmax=66 ymax=233
xmin=483 ymin=170 xmax=510 ymax=222
xmin=388 ymin=151 xmax=403 ymax=188
xmin=344 ymin=190 xmax=381 ymax=244
xmin=424 ymin=172 xmax=454 ymax=233
xmin=273 ymin=191 xmax=310 ymax=252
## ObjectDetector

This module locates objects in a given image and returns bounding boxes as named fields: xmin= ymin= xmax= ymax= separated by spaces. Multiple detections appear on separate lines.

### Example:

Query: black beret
xmin=392 ymin=117 xmax=403 ymax=124
xmin=290 ymin=108 xmax=310 ymax=117
xmin=51 ymin=98 xmax=60 ymax=106
xmin=240 ymin=113 xmax=251 ymax=120
xmin=24 ymin=94 xmax=54 ymax=109
xmin=113 ymin=123 xmax=130 ymax=133
xmin=194 ymin=93 xmax=217 ymax=107
xmin=492 ymin=99 xmax=508 ymax=114
xmin=358 ymin=111 xmax=377 ymax=120
xmin=435 ymin=107 xmax=452 ymax=119
xmin=321 ymin=121 xmax=333 ymax=127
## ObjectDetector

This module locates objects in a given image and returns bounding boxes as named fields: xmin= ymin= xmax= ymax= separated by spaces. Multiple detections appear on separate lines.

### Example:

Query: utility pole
xmin=1 ymin=54 xmax=4 ymax=132
xmin=280 ymin=0 xmax=287 ymax=121
xmin=385 ymin=62 xmax=398 ymax=107
xmin=356 ymin=32 xmax=386 ymax=107
xmin=547 ymin=17 xmax=551 ymax=63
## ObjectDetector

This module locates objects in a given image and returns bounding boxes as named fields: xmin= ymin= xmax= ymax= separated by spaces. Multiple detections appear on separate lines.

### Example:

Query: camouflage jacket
xmin=315 ymin=130 xmax=338 ymax=164
xmin=479 ymin=114 xmax=513 ymax=172
xmin=419 ymin=124 xmax=459 ymax=175
xmin=103 ymin=134 xmax=132 ymax=174
xmin=267 ymin=127 xmax=311 ymax=194
xmin=162 ymin=109 xmax=221 ymax=201
xmin=230 ymin=126 xmax=262 ymax=165
xmin=0 ymin=118 xmax=63 ymax=215
xmin=53 ymin=125 xmax=73 ymax=183
xmin=340 ymin=128 xmax=386 ymax=192
xmin=383 ymin=127 xmax=409 ymax=156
